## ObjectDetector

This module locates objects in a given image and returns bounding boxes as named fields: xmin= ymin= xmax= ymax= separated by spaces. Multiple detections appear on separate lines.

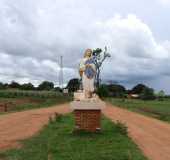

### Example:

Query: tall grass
xmin=0 ymin=90 xmax=70 ymax=98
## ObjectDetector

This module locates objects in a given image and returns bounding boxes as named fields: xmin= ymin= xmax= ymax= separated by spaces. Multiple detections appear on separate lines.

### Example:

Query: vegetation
xmin=0 ymin=90 xmax=68 ymax=98
xmin=155 ymin=90 xmax=165 ymax=101
xmin=1 ymin=97 xmax=72 ymax=113
xmin=0 ymin=91 xmax=72 ymax=114
xmin=66 ymin=78 xmax=80 ymax=92
xmin=96 ymin=83 xmax=161 ymax=101
xmin=0 ymin=80 xmax=73 ymax=114
xmin=140 ymin=87 xmax=155 ymax=100
xmin=107 ymin=98 xmax=170 ymax=122
xmin=97 ymin=84 xmax=126 ymax=98
xmin=37 ymin=81 xmax=54 ymax=91
xmin=92 ymin=47 xmax=111 ymax=87
xmin=1 ymin=114 xmax=147 ymax=160
xmin=130 ymin=84 xmax=148 ymax=94
xmin=97 ymin=84 xmax=109 ymax=97
xmin=20 ymin=83 xmax=35 ymax=90
xmin=0 ymin=81 xmax=58 ymax=91
xmin=107 ymin=84 xmax=126 ymax=97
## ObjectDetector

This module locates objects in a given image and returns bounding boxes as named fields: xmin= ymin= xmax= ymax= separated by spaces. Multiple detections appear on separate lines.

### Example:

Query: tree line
xmin=0 ymin=81 xmax=59 ymax=91
xmin=0 ymin=79 xmax=167 ymax=100
xmin=66 ymin=78 xmax=167 ymax=100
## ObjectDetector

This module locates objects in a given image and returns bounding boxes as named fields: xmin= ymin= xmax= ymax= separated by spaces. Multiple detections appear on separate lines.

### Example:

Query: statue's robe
xmin=79 ymin=57 xmax=96 ymax=92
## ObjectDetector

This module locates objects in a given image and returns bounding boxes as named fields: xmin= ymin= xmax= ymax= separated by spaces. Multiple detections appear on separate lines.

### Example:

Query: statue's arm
xmin=91 ymin=63 xmax=96 ymax=73
xmin=79 ymin=59 xmax=85 ymax=77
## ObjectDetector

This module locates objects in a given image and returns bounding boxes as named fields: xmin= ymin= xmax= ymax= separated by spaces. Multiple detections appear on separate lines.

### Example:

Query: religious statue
xmin=79 ymin=49 xmax=96 ymax=98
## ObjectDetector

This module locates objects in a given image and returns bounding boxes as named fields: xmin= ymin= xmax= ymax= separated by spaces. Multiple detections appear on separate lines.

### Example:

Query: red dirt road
xmin=0 ymin=103 xmax=70 ymax=150
xmin=1 ymin=103 xmax=170 ymax=160
xmin=103 ymin=104 xmax=170 ymax=160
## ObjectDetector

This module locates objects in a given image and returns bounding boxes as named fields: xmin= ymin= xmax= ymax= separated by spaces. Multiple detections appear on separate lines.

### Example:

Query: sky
xmin=0 ymin=0 xmax=170 ymax=93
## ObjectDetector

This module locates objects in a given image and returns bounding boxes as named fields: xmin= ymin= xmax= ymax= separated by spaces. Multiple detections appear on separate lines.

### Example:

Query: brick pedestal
xmin=70 ymin=99 xmax=105 ymax=132
xmin=74 ymin=109 xmax=101 ymax=132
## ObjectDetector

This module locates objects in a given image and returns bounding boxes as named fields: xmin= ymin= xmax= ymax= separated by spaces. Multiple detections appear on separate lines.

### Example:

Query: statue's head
xmin=84 ymin=49 xmax=92 ymax=58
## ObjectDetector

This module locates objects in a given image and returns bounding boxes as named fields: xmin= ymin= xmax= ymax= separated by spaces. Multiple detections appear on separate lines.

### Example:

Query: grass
xmin=107 ymin=98 xmax=170 ymax=122
xmin=0 ymin=114 xmax=147 ymax=160
xmin=0 ymin=96 xmax=72 ymax=114
xmin=0 ymin=90 xmax=68 ymax=98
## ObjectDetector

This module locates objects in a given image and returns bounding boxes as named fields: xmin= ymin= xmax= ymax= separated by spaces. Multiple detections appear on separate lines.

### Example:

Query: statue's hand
xmin=79 ymin=70 xmax=83 ymax=77
xmin=86 ymin=64 xmax=91 ymax=67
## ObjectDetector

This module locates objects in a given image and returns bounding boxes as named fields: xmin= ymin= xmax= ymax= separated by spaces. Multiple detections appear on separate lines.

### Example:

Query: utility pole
xmin=59 ymin=56 xmax=63 ymax=89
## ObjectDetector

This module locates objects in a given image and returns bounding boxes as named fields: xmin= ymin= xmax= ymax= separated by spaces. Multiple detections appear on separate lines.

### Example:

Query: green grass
xmin=0 ymin=114 xmax=147 ymax=160
xmin=0 ymin=90 xmax=71 ymax=98
xmin=0 ymin=96 xmax=72 ymax=115
xmin=107 ymin=98 xmax=170 ymax=122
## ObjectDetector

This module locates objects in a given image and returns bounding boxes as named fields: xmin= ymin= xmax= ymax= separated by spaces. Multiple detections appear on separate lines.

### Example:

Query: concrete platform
xmin=70 ymin=99 xmax=105 ymax=110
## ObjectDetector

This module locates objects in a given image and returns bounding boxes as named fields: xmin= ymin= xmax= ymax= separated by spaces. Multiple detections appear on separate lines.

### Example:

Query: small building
xmin=128 ymin=94 xmax=139 ymax=99
xmin=63 ymin=88 xmax=69 ymax=94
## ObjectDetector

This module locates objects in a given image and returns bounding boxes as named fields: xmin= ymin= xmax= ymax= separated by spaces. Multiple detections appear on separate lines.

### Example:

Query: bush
xmin=97 ymin=84 xmax=109 ymax=98
xmin=0 ymin=90 xmax=64 ymax=99
xmin=66 ymin=78 xmax=80 ymax=92
xmin=38 ymin=81 xmax=54 ymax=91
xmin=140 ymin=87 xmax=155 ymax=100
xmin=107 ymin=84 xmax=126 ymax=98
xmin=114 ymin=121 xmax=128 ymax=136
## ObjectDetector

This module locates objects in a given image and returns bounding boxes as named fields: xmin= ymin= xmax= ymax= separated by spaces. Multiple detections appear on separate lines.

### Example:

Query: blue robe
xmin=84 ymin=58 xmax=95 ymax=79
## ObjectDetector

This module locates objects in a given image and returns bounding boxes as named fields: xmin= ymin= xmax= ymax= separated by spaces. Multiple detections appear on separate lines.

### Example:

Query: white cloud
xmin=0 ymin=0 xmax=170 ymax=92
xmin=158 ymin=0 xmax=170 ymax=6
xmin=90 ymin=15 xmax=170 ymax=82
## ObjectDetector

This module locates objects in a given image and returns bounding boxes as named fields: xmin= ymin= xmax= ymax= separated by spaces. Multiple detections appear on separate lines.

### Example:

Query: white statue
xmin=79 ymin=49 xmax=96 ymax=98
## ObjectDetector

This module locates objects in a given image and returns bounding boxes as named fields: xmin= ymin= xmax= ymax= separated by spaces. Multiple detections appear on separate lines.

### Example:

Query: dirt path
xmin=103 ymin=104 xmax=170 ymax=160
xmin=1 ymin=102 xmax=170 ymax=160
xmin=0 ymin=103 xmax=70 ymax=150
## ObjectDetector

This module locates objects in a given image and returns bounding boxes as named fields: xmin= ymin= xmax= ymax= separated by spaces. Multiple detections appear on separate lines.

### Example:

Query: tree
xmin=107 ymin=84 xmax=126 ymax=97
xmin=157 ymin=90 xmax=165 ymax=97
xmin=0 ymin=82 xmax=5 ymax=89
xmin=66 ymin=78 xmax=80 ymax=92
xmin=140 ymin=87 xmax=155 ymax=100
xmin=8 ymin=81 xmax=21 ymax=89
xmin=38 ymin=81 xmax=54 ymax=90
xmin=93 ymin=47 xmax=111 ymax=88
xmin=54 ymin=87 xmax=62 ymax=92
xmin=156 ymin=90 xmax=165 ymax=101
xmin=20 ymin=83 xmax=35 ymax=90
xmin=131 ymin=84 xmax=147 ymax=94
xmin=97 ymin=84 xmax=109 ymax=98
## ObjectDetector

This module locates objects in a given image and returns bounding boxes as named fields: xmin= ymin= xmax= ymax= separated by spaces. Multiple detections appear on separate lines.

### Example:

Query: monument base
xmin=74 ymin=109 xmax=101 ymax=132
xmin=70 ymin=99 xmax=105 ymax=132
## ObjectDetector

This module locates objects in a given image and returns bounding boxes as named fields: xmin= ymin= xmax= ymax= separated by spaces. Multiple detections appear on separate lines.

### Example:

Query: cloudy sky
xmin=0 ymin=0 xmax=170 ymax=93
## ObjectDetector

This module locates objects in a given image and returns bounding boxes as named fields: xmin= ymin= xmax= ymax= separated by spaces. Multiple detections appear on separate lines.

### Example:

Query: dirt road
xmin=0 ymin=103 xmax=70 ymax=150
xmin=1 ymin=102 xmax=170 ymax=160
xmin=103 ymin=104 xmax=170 ymax=160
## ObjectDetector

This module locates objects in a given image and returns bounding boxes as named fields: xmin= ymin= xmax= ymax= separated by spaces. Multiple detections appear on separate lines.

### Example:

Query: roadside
xmin=107 ymin=98 xmax=170 ymax=122
xmin=103 ymin=103 xmax=170 ymax=160
xmin=0 ymin=103 xmax=70 ymax=150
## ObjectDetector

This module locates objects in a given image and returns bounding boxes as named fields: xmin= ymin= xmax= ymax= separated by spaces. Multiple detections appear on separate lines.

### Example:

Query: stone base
xmin=70 ymin=98 xmax=105 ymax=132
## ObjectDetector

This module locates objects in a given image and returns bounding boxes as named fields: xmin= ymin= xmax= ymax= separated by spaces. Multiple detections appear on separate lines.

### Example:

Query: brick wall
xmin=0 ymin=104 xmax=8 ymax=112
xmin=74 ymin=109 xmax=101 ymax=132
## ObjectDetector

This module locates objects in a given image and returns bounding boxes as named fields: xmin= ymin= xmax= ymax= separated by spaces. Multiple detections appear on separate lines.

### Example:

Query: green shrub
xmin=140 ymin=87 xmax=155 ymax=100
xmin=97 ymin=84 xmax=109 ymax=98
xmin=0 ymin=90 xmax=64 ymax=99
xmin=114 ymin=121 xmax=128 ymax=136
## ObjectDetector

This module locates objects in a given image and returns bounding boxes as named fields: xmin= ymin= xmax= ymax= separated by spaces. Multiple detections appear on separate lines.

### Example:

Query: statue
xmin=79 ymin=49 xmax=96 ymax=98
xmin=71 ymin=48 xmax=105 ymax=132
